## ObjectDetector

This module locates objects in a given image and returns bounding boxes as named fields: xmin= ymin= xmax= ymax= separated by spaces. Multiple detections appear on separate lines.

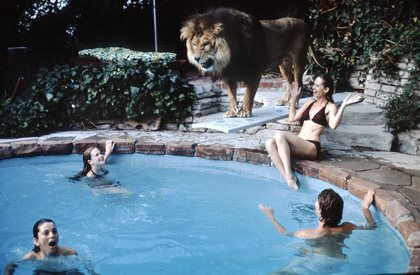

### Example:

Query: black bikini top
xmin=300 ymin=101 xmax=329 ymax=127
xmin=91 ymin=169 xmax=109 ymax=178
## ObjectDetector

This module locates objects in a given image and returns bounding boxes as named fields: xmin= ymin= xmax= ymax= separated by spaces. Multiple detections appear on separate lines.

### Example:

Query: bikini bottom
xmin=306 ymin=140 xmax=321 ymax=159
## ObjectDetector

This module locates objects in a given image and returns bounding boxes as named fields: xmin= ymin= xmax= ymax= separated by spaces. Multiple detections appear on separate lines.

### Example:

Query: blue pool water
xmin=0 ymin=154 xmax=409 ymax=274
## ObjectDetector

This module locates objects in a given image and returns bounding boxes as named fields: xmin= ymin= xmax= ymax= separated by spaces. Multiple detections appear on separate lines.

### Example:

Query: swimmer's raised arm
xmin=104 ymin=140 xmax=115 ymax=163
xmin=259 ymin=204 xmax=290 ymax=235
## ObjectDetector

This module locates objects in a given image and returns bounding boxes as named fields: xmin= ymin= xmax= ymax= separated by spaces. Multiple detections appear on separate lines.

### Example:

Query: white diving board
xmin=192 ymin=92 xmax=350 ymax=133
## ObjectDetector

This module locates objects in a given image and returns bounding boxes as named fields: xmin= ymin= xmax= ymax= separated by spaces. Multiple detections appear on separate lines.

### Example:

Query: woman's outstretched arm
xmin=104 ymin=140 xmax=115 ymax=163
xmin=328 ymin=93 xmax=364 ymax=129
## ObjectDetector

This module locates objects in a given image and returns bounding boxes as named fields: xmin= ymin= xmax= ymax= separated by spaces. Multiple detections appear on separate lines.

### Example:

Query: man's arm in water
xmin=259 ymin=204 xmax=295 ymax=236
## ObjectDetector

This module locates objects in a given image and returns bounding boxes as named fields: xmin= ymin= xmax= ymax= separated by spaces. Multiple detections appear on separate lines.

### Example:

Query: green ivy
xmin=382 ymin=73 xmax=420 ymax=133
xmin=305 ymin=0 xmax=419 ymax=86
xmin=0 ymin=48 xmax=196 ymax=138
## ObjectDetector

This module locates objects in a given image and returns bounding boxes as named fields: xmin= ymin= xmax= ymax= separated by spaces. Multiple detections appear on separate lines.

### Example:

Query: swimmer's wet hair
xmin=318 ymin=189 xmax=343 ymax=227
xmin=82 ymin=147 xmax=97 ymax=176
xmin=32 ymin=219 xmax=56 ymax=252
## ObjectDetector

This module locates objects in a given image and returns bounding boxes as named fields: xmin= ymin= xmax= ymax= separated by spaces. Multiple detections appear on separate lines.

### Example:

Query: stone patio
xmin=1 ymin=127 xmax=419 ymax=272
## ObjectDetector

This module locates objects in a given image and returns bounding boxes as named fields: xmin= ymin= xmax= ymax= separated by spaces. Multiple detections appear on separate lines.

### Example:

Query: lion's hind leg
xmin=277 ymin=60 xmax=294 ymax=106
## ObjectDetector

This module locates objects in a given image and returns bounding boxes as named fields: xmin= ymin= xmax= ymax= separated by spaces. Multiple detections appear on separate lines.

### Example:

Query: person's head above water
xmin=316 ymin=189 xmax=344 ymax=228
xmin=80 ymin=140 xmax=114 ymax=177
xmin=32 ymin=219 xmax=59 ymax=254
xmin=22 ymin=218 xmax=77 ymax=260
xmin=82 ymin=147 xmax=105 ymax=176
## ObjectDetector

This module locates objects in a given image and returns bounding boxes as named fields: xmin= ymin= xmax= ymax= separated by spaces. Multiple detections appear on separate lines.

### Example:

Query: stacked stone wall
xmin=349 ymin=59 xmax=419 ymax=156
xmin=182 ymin=78 xmax=283 ymax=131
xmin=190 ymin=78 xmax=283 ymax=116
xmin=348 ymin=65 xmax=367 ymax=91
xmin=190 ymin=82 xmax=221 ymax=117
xmin=350 ymin=59 xmax=414 ymax=107
xmin=266 ymin=119 xmax=301 ymax=133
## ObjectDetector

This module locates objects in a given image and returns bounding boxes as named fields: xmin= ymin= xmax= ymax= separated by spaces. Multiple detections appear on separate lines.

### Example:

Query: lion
xmin=180 ymin=7 xmax=322 ymax=118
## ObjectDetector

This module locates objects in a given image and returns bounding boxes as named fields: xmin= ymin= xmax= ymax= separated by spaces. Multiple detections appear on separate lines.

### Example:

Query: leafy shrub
xmin=305 ymin=0 xmax=419 ymax=86
xmin=0 ymin=48 xmax=195 ymax=138
xmin=79 ymin=47 xmax=177 ymax=64
xmin=382 ymin=81 xmax=420 ymax=133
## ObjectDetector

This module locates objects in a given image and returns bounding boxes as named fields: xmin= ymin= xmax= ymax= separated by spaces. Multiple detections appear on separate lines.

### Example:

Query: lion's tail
xmin=308 ymin=44 xmax=326 ymax=69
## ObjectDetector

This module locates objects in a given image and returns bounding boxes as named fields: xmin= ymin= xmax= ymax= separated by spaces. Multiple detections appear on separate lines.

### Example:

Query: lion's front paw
xmin=237 ymin=109 xmax=252 ymax=118
xmin=224 ymin=110 xmax=238 ymax=118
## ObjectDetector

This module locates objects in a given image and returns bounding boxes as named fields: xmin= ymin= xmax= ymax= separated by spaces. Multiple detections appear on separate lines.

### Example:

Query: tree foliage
xmin=304 ymin=0 xmax=419 ymax=86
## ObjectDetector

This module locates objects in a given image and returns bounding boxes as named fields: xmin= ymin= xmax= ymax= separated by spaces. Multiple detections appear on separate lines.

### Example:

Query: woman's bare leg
xmin=274 ymin=132 xmax=298 ymax=189
xmin=265 ymin=138 xmax=288 ymax=180
xmin=274 ymin=132 xmax=318 ymax=189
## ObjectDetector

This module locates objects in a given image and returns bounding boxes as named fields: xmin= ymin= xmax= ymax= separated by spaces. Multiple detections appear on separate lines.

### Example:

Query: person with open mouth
xmin=23 ymin=218 xmax=77 ymax=260
xmin=4 ymin=219 xmax=87 ymax=275
xmin=265 ymin=74 xmax=364 ymax=190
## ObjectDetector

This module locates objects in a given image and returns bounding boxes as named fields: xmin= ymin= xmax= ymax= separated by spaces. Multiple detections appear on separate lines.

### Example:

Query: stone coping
xmin=0 ymin=136 xmax=419 ymax=272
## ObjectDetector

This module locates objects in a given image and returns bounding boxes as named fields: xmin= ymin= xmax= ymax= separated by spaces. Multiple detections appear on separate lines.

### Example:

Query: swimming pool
xmin=0 ymin=154 xmax=409 ymax=274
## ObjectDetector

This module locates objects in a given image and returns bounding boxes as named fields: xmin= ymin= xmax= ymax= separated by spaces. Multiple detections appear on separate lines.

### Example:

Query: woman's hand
xmin=259 ymin=204 xmax=275 ymax=220
xmin=363 ymin=190 xmax=375 ymax=209
xmin=105 ymin=140 xmax=115 ymax=154
xmin=342 ymin=92 xmax=364 ymax=107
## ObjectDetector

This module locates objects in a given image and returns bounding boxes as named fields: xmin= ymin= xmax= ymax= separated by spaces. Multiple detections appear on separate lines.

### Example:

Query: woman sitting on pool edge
xmin=259 ymin=189 xmax=376 ymax=239
xmin=265 ymin=74 xmax=363 ymax=190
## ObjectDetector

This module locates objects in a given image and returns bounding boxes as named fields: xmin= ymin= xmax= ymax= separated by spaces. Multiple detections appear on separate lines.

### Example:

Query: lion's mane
xmin=180 ymin=8 xmax=268 ymax=80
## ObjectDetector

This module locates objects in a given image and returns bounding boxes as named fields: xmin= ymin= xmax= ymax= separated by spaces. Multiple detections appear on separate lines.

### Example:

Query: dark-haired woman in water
xmin=259 ymin=189 xmax=376 ymax=239
xmin=265 ymin=74 xmax=363 ymax=190
xmin=4 ymin=219 xmax=98 ymax=275
xmin=259 ymin=189 xmax=376 ymax=272
xmin=23 ymin=219 xmax=77 ymax=260
xmin=5 ymin=219 xmax=77 ymax=275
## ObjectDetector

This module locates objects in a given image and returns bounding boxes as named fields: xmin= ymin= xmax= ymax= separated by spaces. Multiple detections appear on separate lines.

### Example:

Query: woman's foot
xmin=286 ymin=177 xmax=298 ymax=190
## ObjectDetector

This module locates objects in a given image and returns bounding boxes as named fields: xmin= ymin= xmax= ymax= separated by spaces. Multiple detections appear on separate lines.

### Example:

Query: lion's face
xmin=180 ymin=21 xmax=231 ymax=76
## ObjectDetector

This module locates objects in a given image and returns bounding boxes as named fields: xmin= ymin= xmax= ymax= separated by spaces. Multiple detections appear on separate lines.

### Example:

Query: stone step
xmin=324 ymin=124 xmax=394 ymax=151
xmin=341 ymin=102 xmax=385 ymax=125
